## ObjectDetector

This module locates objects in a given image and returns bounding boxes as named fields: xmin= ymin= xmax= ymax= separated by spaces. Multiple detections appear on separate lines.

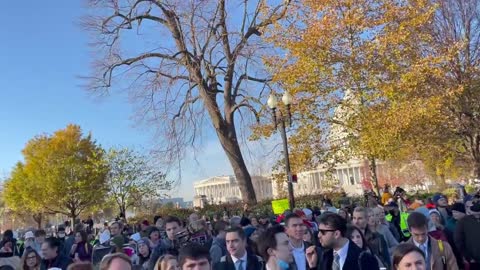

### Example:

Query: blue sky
xmin=0 ymin=1 xmax=263 ymax=200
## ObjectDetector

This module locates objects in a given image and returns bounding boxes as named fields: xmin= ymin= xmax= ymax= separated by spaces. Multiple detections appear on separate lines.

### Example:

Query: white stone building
xmin=193 ymin=175 xmax=273 ymax=207
xmin=295 ymin=159 xmax=366 ymax=196
xmin=284 ymin=89 xmax=365 ymax=196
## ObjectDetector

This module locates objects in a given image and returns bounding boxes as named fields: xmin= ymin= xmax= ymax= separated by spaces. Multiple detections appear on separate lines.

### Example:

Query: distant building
xmin=160 ymin=197 xmax=189 ymax=208
xmin=290 ymin=89 xmax=365 ymax=196
xmin=193 ymin=195 xmax=208 ymax=209
xmin=295 ymin=159 xmax=366 ymax=196
xmin=183 ymin=201 xmax=193 ymax=208
xmin=193 ymin=175 xmax=273 ymax=207
xmin=293 ymin=89 xmax=431 ymax=196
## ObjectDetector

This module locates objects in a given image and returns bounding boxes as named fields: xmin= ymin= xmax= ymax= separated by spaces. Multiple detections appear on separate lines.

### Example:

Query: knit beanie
xmin=429 ymin=209 xmax=441 ymax=217
xmin=111 ymin=235 xmax=125 ymax=249
xmin=433 ymin=193 xmax=446 ymax=205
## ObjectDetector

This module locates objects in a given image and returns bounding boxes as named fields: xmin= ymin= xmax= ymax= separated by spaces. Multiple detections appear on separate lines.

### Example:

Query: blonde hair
xmin=155 ymin=254 xmax=177 ymax=270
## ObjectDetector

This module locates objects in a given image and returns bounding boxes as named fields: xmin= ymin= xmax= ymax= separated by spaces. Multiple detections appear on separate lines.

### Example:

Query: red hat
xmin=425 ymin=203 xmax=436 ymax=209
xmin=303 ymin=220 xmax=313 ymax=228
xmin=294 ymin=209 xmax=306 ymax=218
xmin=276 ymin=214 xmax=285 ymax=223
xmin=142 ymin=220 xmax=150 ymax=226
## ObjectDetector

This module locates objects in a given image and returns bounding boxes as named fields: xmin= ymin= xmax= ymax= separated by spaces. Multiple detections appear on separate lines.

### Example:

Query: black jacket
xmin=40 ymin=254 xmax=72 ymax=270
xmin=148 ymin=240 xmax=176 ymax=270
xmin=321 ymin=240 xmax=362 ymax=270
xmin=213 ymin=252 xmax=264 ymax=270
xmin=454 ymin=215 xmax=480 ymax=262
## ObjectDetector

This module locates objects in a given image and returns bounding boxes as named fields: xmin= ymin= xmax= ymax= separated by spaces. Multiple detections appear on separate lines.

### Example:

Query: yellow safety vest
xmin=400 ymin=212 xmax=410 ymax=238
xmin=385 ymin=212 xmax=410 ymax=238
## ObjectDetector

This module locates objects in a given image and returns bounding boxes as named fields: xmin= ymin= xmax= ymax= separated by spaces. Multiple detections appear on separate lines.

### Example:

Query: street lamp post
xmin=267 ymin=91 xmax=295 ymax=210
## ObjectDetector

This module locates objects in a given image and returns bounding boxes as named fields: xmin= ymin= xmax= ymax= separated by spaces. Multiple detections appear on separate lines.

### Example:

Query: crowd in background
xmin=0 ymin=184 xmax=479 ymax=270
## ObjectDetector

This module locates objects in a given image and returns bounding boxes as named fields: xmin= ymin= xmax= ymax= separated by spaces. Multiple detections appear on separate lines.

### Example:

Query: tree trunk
xmin=120 ymin=204 xmax=127 ymax=222
xmin=215 ymin=123 xmax=257 ymax=203
xmin=471 ymin=135 xmax=480 ymax=179
xmin=70 ymin=210 xmax=78 ymax=227
xmin=369 ymin=157 xmax=380 ymax=196
xmin=475 ymin=161 xmax=480 ymax=179
xmin=217 ymin=126 xmax=257 ymax=204
xmin=33 ymin=213 xmax=42 ymax=229
xmin=197 ymin=78 xmax=257 ymax=204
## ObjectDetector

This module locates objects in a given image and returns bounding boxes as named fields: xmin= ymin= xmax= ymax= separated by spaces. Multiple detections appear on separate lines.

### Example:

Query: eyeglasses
xmin=27 ymin=256 xmax=37 ymax=260
xmin=319 ymin=229 xmax=337 ymax=235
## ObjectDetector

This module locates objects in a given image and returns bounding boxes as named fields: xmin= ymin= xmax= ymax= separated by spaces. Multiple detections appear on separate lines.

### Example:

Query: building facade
xmin=295 ymin=159 xmax=365 ymax=196
xmin=193 ymin=175 xmax=273 ymax=207
xmin=159 ymin=197 xmax=191 ymax=208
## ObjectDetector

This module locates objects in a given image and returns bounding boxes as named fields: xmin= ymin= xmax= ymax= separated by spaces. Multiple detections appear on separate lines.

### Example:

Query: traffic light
xmin=291 ymin=174 xmax=298 ymax=183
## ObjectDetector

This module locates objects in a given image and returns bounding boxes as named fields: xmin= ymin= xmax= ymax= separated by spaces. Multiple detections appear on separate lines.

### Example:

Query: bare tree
xmin=433 ymin=0 xmax=480 ymax=178
xmin=84 ymin=0 xmax=291 ymax=203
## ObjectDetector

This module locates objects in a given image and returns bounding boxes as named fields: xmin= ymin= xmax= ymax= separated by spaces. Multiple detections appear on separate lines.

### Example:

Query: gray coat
xmin=376 ymin=223 xmax=399 ymax=254
xmin=210 ymin=237 xmax=227 ymax=265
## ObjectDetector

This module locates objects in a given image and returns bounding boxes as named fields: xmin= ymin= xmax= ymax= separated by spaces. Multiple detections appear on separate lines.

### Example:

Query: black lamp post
xmin=267 ymin=91 xmax=295 ymax=210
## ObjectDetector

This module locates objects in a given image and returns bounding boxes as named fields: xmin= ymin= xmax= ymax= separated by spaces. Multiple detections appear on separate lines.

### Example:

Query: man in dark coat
xmin=318 ymin=213 xmax=362 ymax=270
xmin=213 ymin=227 xmax=263 ymax=270
xmin=40 ymin=238 xmax=71 ymax=270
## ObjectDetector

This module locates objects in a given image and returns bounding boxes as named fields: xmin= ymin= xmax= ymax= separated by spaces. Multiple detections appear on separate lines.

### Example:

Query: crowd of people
xmin=0 ymin=184 xmax=479 ymax=270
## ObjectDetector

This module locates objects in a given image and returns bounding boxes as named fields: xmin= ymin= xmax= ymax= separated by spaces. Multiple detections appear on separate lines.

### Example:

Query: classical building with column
xmin=290 ymin=89 xmax=366 ymax=196
xmin=193 ymin=90 xmax=431 ymax=205
xmin=294 ymin=159 xmax=367 ymax=196
xmin=193 ymin=175 xmax=273 ymax=207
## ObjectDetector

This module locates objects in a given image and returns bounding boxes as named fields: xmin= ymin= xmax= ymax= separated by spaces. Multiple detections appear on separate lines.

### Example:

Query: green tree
xmin=3 ymin=163 xmax=46 ymax=228
xmin=4 ymin=124 xmax=109 ymax=225
xmin=105 ymin=148 xmax=172 ymax=220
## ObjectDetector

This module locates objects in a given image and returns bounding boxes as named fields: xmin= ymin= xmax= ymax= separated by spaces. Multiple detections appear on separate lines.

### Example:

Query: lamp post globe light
xmin=267 ymin=91 xmax=295 ymax=210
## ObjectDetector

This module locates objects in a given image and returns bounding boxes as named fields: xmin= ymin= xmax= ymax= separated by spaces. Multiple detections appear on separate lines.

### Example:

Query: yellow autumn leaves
xmin=259 ymin=0 xmax=478 ymax=181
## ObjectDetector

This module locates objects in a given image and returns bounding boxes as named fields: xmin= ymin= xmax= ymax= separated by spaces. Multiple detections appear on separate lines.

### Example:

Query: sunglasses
xmin=318 ymin=229 xmax=337 ymax=235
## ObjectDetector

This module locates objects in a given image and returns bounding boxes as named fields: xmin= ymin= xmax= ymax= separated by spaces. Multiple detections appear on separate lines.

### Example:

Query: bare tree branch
xmin=85 ymin=0 xmax=292 ymax=203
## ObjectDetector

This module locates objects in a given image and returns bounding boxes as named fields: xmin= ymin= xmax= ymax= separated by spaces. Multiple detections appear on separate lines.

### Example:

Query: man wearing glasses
xmin=317 ymin=213 xmax=362 ymax=270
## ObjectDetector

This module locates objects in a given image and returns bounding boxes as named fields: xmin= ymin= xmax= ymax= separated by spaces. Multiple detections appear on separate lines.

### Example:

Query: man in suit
xmin=317 ymin=213 xmax=362 ymax=270
xmin=213 ymin=227 xmax=263 ymax=270
xmin=407 ymin=212 xmax=458 ymax=270
xmin=284 ymin=213 xmax=322 ymax=270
